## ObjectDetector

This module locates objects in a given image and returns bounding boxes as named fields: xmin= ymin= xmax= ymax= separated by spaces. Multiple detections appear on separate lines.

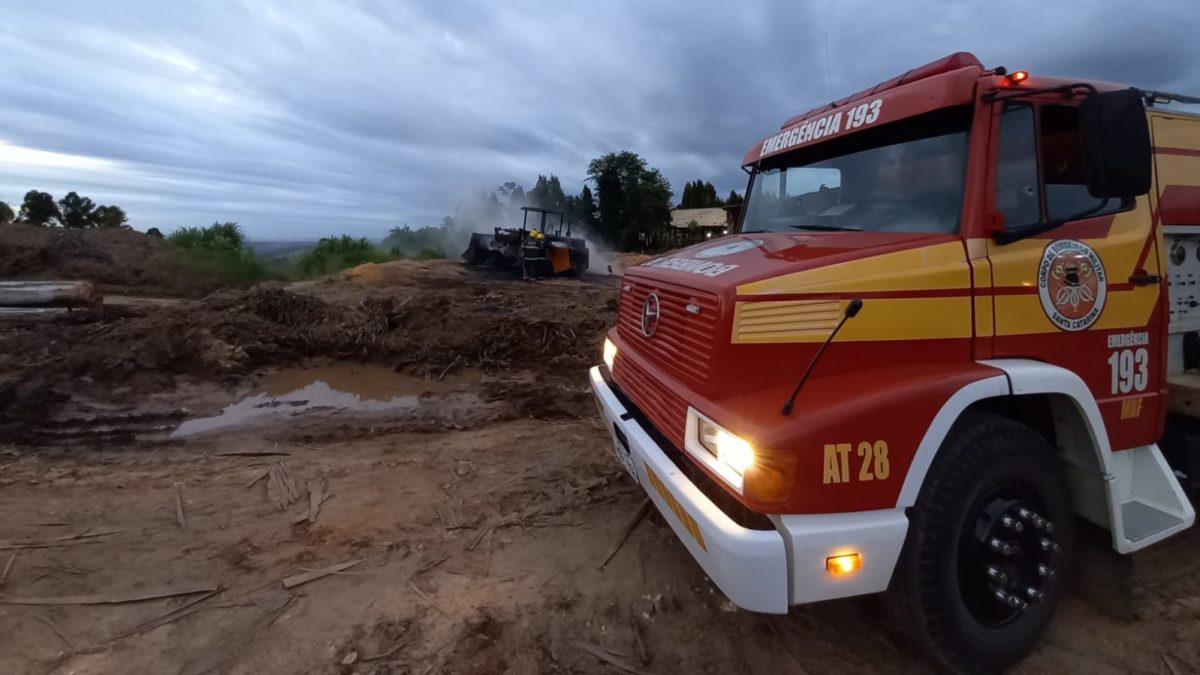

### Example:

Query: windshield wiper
xmin=789 ymin=224 xmax=862 ymax=232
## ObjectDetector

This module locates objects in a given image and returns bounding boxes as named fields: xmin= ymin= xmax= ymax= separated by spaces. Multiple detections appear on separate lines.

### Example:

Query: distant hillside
xmin=247 ymin=240 xmax=316 ymax=262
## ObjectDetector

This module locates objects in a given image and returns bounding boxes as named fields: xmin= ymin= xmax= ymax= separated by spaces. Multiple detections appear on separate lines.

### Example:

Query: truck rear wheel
xmin=893 ymin=411 xmax=1074 ymax=673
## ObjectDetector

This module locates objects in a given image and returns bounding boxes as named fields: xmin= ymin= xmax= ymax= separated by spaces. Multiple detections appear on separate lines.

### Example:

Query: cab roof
xmin=743 ymin=52 xmax=987 ymax=167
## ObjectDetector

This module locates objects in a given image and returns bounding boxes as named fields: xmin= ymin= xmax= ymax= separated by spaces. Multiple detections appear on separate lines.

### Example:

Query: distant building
xmin=668 ymin=206 xmax=741 ymax=246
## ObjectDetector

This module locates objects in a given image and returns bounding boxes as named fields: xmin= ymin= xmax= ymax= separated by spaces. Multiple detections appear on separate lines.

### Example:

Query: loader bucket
xmin=463 ymin=232 xmax=496 ymax=266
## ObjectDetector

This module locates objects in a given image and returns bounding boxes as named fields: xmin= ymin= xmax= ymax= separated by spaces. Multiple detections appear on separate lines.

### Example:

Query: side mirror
xmin=1079 ymin=88 xmax=1152 ymax=199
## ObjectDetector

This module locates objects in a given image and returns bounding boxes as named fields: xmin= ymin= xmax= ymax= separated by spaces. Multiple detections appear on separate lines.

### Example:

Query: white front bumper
xmin=589 ymin=366 xmax=908 ymax=612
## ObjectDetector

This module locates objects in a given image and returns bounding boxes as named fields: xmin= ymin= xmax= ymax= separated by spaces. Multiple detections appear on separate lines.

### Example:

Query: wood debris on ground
xmin=575 ymin=641 xmax=654 ymax=675
xmin=281 ymin=559 xmax=363 ymax=590
xmin=175 ymin=487 xmax=187 ymax=531
xmin=288 ymin=478 xmax=329 ymax=525
xmin=36 ymin=614 xmax=75 ymax=649
xmin=598 ymin=499 xmax=651 ymax=570
xmin=265 ymin=462 xmax=303 ymax=511
xmin=0 ymin=528 xmax=122 ymax=551
xmin=0 ymin=552 xmax=15 ymax=588
xmin=0 ymin=582 xmax=220 ymax=605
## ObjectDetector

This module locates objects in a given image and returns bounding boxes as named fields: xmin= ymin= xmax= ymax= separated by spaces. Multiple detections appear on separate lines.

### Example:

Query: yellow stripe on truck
xmin=733 ymin=296 xmax=972 ymax=343
xmin=993 ymin=285 xmax=1161 ymax=336
xmin=737 ymin=241 xmax=969 ymax=295
xmin=644 ymin=463 xmax=707 ymax=551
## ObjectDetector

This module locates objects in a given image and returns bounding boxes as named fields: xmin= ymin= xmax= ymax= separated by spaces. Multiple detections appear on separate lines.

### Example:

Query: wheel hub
xmin=959 ymin=493 xmax=1059 ymax=626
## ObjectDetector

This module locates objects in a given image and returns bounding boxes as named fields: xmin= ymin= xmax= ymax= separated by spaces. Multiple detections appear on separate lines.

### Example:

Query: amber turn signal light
xmin=826 ymin=553 xmax=861 ymax=576
xmin=1006 ymin=70 xmax=1029 ymax=85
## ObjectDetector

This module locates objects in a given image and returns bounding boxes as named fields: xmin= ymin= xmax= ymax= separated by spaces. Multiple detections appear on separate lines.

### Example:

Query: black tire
xmin=892 ymin=411 xmax=1075 ymax=674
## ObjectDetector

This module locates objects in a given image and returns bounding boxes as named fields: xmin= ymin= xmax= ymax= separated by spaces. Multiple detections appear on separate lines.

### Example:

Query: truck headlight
xmin=602 ymin=337 xmax=617 ymax=371
xmin=696 ymin=416 xmax=755 ymax=476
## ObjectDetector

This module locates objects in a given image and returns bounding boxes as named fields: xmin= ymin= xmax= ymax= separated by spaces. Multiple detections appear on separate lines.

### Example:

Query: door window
xmin=1040 ymin=105 xmax=1124 ymax=221
xmin=995 ymin=104 xmax=1041 ymax=228
xmin=993 ymin=102 xmax=1130 ymax=228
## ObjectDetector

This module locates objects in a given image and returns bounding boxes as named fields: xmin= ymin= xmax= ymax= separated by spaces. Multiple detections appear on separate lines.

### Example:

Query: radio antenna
xmin=824 ymin=32 xmax=834 ymax=99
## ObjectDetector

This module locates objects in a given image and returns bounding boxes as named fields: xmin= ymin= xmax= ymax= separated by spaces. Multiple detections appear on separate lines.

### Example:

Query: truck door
xmin=985 ymin=100 xmax=1166 ymax=451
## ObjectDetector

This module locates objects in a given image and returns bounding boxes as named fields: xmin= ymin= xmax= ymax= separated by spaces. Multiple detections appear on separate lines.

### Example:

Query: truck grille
xmin=612 ymin=354 xmax=688 ymax=449
xmin=617 ymin=280 xmax=719 ymax=387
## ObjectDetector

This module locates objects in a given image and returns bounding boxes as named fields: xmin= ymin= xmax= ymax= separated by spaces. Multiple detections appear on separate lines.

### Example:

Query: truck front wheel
xmin=893 ymin=411 xmax=1075 ymax=673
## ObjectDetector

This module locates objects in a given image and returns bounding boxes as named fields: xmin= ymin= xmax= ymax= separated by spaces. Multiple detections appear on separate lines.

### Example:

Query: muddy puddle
xmin=171 ymin=363 xmax=484 ymax=438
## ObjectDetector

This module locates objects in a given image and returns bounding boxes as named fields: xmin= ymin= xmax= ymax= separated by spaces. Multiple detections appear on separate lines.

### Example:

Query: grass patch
xmin=296 ymin=235 xmax=400 ymax=277
xmin=166 ymin=222 xmax=270 ymax=288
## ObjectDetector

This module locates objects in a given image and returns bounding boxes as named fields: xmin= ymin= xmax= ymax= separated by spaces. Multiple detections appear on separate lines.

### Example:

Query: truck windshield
xmin=743 ymin=107 xmax=971 ymax=234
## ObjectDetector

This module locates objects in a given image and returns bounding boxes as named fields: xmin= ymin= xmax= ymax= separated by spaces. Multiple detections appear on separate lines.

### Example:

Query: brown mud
xmin=1 ymin=259 xmax=1198 ymax=674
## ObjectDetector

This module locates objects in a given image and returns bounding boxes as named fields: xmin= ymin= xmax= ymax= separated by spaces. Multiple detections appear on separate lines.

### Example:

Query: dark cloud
xmin=0 ymin=0 xmax=1196 ymax=238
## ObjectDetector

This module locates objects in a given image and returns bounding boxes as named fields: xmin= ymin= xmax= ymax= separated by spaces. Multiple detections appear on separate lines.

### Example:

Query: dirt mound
xmin=611 ymin=252 xmax=653 ymax=275
xmin=0 ymin=224 xmax=184 ymax=294
xmin=0 ymin=261 xmax=619 ymax=442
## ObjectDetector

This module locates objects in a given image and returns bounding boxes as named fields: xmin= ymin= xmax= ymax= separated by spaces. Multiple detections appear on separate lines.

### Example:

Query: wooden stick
xmin=281 ymin=559 xmax=363 ymax=590
xmin=245 ymin=469 xmax=271 ymax=490
xmin=467 ymin=524 xmax=494 ymax=552
xmin=36 ymin=615 xmax=75 ymax=649
xmin=362 ymin=635 xmax=415 ymax=662
xmin=267 ymin=595 xmax=299 ymax=626
xmin=0 ymin=528 xmax=121 ymax=551
xmin=175 ymin=488 xmax=187 ymax=531
xmin=308 ymin=479 xmax=326 ymax=524
xmin=407 ymin=580 xmax=446 ymax=615
xmin=437 ymin=355 xmax=462 ymax=381
xmin=597 ymin=499 xmax=651 ymax=570
xmin=0 ymin=553 xmax=15 ymax=588
xmin=0 ymin=582 xmax=219 ymax=605
xmin=415 ymin=555 xmax=449 ymax=575
xmin=574 ymin=641 xmax=651 ymax=675
xmin=113 ymin=587 xmax=224 ymax=640
xmin=485 ymin=467 xmax=532 ymax=494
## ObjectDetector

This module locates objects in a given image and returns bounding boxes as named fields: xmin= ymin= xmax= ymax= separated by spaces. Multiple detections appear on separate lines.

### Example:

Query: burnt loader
xmin=463 ymin=207 xmax=589 ymax=277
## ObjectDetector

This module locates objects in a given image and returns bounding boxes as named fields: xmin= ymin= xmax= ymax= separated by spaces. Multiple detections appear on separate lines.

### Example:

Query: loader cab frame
xmin=521 ymin=206 xmax=572 ymax=237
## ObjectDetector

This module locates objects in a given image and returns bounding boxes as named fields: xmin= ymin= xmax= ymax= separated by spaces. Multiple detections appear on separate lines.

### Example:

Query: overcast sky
xmin=1 ymin=1 xmax=1197 ymax=239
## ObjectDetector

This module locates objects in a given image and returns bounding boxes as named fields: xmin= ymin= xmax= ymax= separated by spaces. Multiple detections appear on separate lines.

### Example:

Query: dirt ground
xmin=0 ymin=224 xmax=190 ymax=296
xmin=2 ymin=259 xmax=1200 ymax=674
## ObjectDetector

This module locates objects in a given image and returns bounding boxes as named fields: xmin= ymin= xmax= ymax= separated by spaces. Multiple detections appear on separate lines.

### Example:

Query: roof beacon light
xmin=1006 ymin=70 xmax=1029 ymax=85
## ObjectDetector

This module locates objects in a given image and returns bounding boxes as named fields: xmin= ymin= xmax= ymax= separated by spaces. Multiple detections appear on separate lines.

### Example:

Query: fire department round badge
xmin=1037 ymin=239 xmax=1106 ymax=332
xmin=695 ymin=239 xmax=762 ymax=258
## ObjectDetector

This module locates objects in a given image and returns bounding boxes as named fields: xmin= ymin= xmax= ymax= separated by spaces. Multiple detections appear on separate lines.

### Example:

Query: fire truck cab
xmin=589 ymin=52 xmax=1200 ymax=671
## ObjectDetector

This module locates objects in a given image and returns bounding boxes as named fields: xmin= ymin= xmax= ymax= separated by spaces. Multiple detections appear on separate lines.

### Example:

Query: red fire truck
xmin=590 ymin=52 xmax=1200 ymax=671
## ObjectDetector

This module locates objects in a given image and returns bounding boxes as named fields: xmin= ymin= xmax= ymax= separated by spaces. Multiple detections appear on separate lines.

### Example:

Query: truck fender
xmin=894 ymin=372 xmax=1010 ymax=508
xmin=897 ymin=359 xmax=1115 ymax=511
xmin=895 ymin=359 xmax=1186 ymax=553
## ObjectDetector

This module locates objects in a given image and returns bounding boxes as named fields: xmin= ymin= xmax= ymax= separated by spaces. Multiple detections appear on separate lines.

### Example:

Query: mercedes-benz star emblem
xmin=641 ymin=293 xmax=661 ymax=337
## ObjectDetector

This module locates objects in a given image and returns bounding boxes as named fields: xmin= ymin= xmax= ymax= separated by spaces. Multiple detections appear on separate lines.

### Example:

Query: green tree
xmin=19 ymin=190 xmax=60 ymax=226
xmin=726 ymin=190 xmax=744 ymax=206
xmin=496 ymin=181 xmax=526 ymax=206
xmin=0 ymin=201 xmax=13 ymax=225
xmin=680 ymin=180 xmax=721 ymax=208
xmin=59 ymin=191 xmax=97 ymax=229
xmin=92 ymin=205 xmax=128 ymax=229
xmin=528 ymin=174 xmax=567 ymax=212
xmin=571 ymin=184 xmax=598 ymax=230
xmin=166 ymin=222 xmax=264 ymax=287
xmin=146 ymin=227 xmax=163 ymax=238
xmin=680 ymin=180 xmax=694 ymax=208
xmin=168 ymin=221 xmax=246 ymax=250
xmin=586 ymin=151 xmax=673 ymax=250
